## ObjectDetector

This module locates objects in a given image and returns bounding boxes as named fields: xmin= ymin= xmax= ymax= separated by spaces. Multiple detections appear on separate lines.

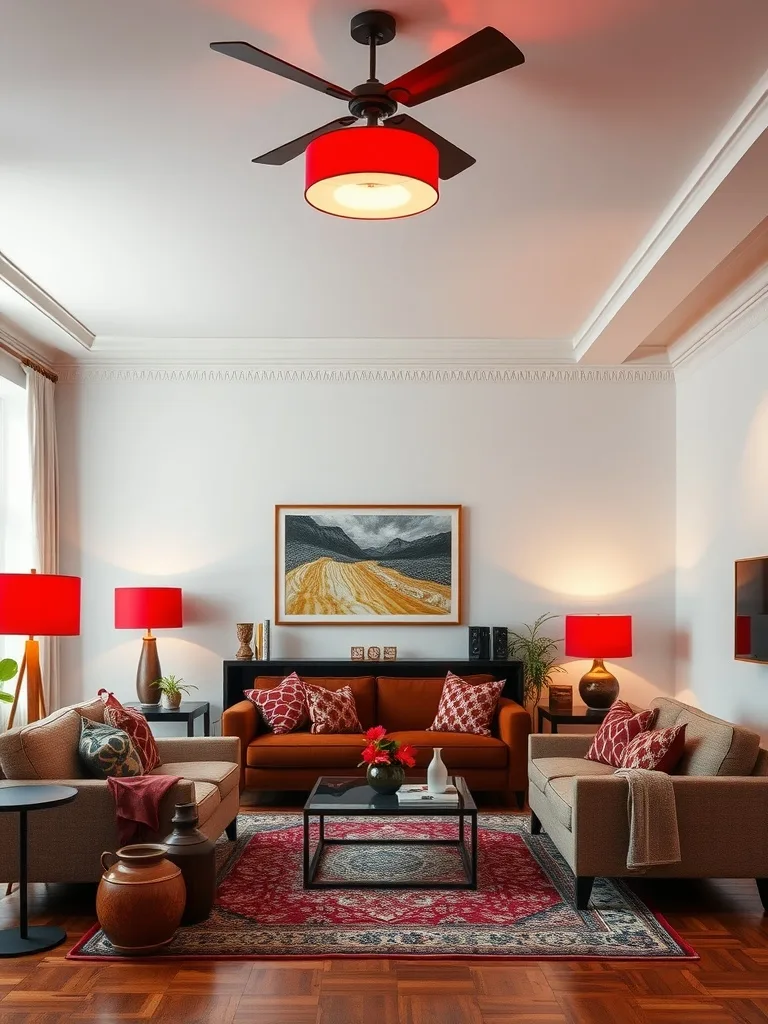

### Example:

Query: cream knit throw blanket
xmin=613 ymin=768 xmax=681 ymax=870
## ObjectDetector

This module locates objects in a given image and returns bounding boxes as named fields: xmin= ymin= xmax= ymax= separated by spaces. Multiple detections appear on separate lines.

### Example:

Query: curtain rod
xmin=0 ymin=339 xmax=58 ymax=383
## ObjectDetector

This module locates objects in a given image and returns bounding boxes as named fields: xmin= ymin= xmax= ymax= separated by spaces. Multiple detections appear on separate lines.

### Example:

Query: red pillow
xmin=585 ymin=700 xmax=657 ymax=767
xmin=244 ymin=672 xmax=308 ymax=735
xmin=427 ymin=671 xmax=505 ymax=736
xmin=304 ymin=683 xmax=363 ymax=734
xmin=621 ymin=724 xmax=687 ymax=773
xmin=98 ymin=689 xmax=161 ymax=772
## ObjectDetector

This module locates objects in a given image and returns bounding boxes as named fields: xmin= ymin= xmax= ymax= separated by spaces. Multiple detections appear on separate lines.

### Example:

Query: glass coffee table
xmin=303 ymin=776 xmax=478 ymax=890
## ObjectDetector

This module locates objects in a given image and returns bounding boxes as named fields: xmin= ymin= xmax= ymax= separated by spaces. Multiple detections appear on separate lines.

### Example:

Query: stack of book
xmin=396 ymin=783 xmax=459 ymax=805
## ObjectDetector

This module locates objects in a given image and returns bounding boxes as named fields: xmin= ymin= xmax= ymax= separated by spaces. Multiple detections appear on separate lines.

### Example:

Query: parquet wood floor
xmin=2 ymin=809 xmax=768 ymax=1023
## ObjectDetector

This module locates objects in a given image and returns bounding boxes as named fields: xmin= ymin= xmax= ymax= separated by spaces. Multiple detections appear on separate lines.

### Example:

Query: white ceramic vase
xmin=427 ymin=747 xmax=449 ymax=794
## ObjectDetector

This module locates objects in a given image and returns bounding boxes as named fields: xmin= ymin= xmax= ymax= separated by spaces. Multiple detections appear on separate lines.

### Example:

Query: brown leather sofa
xmin=222 ymin=674 xmax=531 ymax=804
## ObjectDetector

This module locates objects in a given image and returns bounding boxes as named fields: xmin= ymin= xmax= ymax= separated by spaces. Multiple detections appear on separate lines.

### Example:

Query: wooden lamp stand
xmin=7 ymin=638 xmax=47 ymax=729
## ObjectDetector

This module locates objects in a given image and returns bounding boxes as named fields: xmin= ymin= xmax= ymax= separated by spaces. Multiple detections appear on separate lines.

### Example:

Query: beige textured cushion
xmin=193 ymin=780 xmax=220 ymax=823
xmin=650 ymin=698 xmax=760 ymax=776
xmin=0 ymin=698 xmax=105 ymax=780
xmin=545 ymin=777 xmax=574 ymax=830
xmin=153 ymin=761 xmax=239 ymax=800
xmin=529 ymin=756 xmax=615 ymax=794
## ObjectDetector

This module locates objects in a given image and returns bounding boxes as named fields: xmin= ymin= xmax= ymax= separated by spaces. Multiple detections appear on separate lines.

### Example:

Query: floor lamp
xmin=0 ymin=571 xmax=81 ymax=728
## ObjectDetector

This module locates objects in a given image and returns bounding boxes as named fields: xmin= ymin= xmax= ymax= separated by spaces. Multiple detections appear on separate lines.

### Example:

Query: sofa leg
xmin=225 ymin=818 xmax=238 ymax=841
xmin=756 ymin=879 xmax=768 ymax=911
xmin=576 ymin=876 xmax=595 ymax=910
xmin=530 ymin=811 xmax=542 ymax=835
xmin=514 ymin=790 xmax=525 ymax=810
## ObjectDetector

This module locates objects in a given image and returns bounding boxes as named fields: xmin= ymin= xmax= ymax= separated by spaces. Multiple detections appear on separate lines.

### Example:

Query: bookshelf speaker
xmin=492 ymin=626 xmax=508 ymax=660
xmin=468 ymin=626 xmax=490 ymax=660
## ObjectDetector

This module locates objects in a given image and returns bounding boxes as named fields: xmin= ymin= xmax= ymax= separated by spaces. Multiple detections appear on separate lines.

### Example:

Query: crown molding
xmin=0 ymin=252 xmax=94 ymax=351
xmin=572 ymin=71 xmax=768 ymax=362
xmin=56 ymin=365 xmax=673 ymax=384
xmin=670 ymin=263 xmax=768 ymax=373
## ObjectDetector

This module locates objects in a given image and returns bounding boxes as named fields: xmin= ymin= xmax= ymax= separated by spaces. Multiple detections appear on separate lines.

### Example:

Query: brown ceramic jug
xmin=97 ymin=843 xmax=186 ymax=954
xmin=162 ymin=802 xmax=217 ymax=924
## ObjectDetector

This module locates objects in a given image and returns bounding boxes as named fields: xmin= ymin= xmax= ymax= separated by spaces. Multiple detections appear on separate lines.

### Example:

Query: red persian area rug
xmin=68 ymin=813 xmax=696 ymax=961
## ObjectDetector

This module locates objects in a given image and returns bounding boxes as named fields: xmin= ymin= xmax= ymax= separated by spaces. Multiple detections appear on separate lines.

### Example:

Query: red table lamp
xmin=564 ymin=614 xmax=632 ymax=709
xmin=115 ymin=587 xmax=183 ymax=706
xmin=0 ymin=570 xmax=81 ymax=726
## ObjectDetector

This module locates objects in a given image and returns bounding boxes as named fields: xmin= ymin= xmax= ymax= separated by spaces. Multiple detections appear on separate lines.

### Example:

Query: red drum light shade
xmin=115 ymin=587 xmax=183 ymax=707
xmin=565 ymin=615 xmax=632 ymax=709
xmin=305 ymin=127 xmax=439 ymax=220
xmin=0 ymin=571 xmax=81 ymax=725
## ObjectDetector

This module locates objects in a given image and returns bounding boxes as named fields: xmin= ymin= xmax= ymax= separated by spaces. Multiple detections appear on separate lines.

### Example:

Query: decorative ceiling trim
xmin=572 ymin=71 xmax=768 ymax=362
xmin=670 ymin=263 xmax=768 ymax=373
xmin=56 ymin=366 xmax=673 ymax=384
xmin=0 ymin=324 xmax=58 ymax=380
xmin=0 ymin=251 xmax=94 ymax=351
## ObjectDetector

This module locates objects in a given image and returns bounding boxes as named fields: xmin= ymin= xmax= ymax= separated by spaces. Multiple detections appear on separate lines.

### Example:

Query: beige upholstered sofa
xmin=0 ymin=697 xmax=240 ymax=883
xmin=528 ymin=697 xmax=768 ymax=909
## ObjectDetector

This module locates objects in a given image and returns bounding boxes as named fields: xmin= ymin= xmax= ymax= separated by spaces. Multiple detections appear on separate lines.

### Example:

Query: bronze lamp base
xmin=578 ymin=658 xmax=619 ymax=709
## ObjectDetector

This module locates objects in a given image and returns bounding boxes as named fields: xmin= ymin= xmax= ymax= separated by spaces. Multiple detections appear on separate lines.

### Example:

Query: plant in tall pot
xmin=508 ymin=613 xmax=564 ymax=712
xmin=152 ymin=674 xmax=197 ymax=710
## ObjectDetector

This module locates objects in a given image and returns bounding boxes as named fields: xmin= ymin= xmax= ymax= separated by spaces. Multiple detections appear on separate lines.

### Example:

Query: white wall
xmin=56 ymin=374 xmax=676 ymax=730
xmin=676 ymin=317 xmax=768 ymax=740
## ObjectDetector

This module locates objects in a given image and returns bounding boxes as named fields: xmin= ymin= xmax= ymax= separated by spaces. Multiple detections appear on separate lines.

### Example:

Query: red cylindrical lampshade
xmin=114 ymin=587 xmax=183 ymax=630
xmin=305 ymin=127 xmax=439 ymax=220
xmin=565 ymin=615 xmax=632 ymax=658
xmin=0 ymin=573 xmax=81 ymax=636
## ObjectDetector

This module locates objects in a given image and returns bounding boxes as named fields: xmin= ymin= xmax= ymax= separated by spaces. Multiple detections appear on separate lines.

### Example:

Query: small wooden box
xmin=548 ymin=684 xmax=573 ymax=712
xmin=350 ymin=646 xmax=365 ymax=661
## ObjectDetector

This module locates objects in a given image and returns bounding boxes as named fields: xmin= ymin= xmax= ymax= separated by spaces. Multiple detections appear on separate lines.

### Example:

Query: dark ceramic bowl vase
xmin=366 ymin=763 xmax=405 ymax=795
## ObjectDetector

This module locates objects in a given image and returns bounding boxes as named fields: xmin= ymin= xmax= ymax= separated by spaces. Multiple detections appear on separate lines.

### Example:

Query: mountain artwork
xmin=275 ymin=506 xmax=462 ymax=625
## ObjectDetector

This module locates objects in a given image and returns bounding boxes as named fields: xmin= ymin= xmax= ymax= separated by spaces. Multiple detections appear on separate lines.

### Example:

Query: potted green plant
xmin=0 ymin=658 xmax=18 ymax=708
xmin=152 ymin=674 xmax=198 ymax=710
xmin=508 ymin=614 xmax=564 ymax=710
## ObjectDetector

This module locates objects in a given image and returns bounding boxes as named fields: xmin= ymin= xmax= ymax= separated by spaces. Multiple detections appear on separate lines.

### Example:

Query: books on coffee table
xmin=396 ymin=782 xmax=459 ymax=805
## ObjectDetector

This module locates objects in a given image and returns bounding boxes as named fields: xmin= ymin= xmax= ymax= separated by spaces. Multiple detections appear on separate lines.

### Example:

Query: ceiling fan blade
xmin=384 ymin=27 xmax=524 ymax=107
xmin=385 ymin=114 xmax=475 ymax=179
xmin=210 ymin=41 xmax=354 ymax=102
xmin=252 ymin=117 xmax=358 ymax=165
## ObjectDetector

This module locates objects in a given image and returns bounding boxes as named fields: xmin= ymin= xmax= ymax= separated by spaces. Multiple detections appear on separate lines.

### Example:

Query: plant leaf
xmin=0 ymin=658 xmax=19 ymax=683
xmin=0 ymin=691 xmax=14 ymax=703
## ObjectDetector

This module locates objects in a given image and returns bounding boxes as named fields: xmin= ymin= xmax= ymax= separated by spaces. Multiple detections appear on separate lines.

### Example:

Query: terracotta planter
xmin=162 ymin=803 xmax=216 ymax=925
xmin=97 ymin=844 xmax=186 ymax=954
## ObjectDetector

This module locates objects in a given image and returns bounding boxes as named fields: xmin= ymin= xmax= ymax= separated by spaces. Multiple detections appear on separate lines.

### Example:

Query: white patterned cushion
xmin=427 ymin=672 xmax=505 ymax=736
xmin=586 ymin=700 xmax=657 ymax=767
xmin=304 ymin=683 xmax=363 ymax=735
xmin=244 ymin=672 xmax=309 ymax=735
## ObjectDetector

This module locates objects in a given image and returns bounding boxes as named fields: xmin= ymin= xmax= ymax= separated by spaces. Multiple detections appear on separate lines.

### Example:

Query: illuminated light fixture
xmin=305 ymin=127 xmax=439 ymax=220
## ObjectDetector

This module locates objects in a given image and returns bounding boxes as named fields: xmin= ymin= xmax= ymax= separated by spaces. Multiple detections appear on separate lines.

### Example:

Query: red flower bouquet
xmin=359 ymin=726 xmax=416 ymax=795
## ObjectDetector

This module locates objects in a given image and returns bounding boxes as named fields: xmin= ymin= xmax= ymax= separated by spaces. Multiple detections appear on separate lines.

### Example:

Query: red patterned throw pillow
xmin=304 ymin=684 xmax=363 ymax=735
xmin=585 ymin=700 xmax=657 ymax=767
xmin=621 ymin=724 xmax=687 ymax=773
xmin=427 ymin=671 xmax=505 ymax=736
xmin=98 ymin=689 xmax=161 ymax=772
xmin=244 ymin=672 xmax=308 ymax=735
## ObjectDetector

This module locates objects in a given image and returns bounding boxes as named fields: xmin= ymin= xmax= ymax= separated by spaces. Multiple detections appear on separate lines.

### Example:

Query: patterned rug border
xmin=67 ymin=813 xmax=698 ymax=963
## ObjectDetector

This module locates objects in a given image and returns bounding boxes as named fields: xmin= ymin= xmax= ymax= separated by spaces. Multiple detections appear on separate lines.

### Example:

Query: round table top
xmin=0 ymin=784 xmax=78 ymax=812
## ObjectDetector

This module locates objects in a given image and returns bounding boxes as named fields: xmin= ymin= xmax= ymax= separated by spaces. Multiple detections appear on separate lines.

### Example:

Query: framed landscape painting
xmin=275 ymin=505 xmax=462 ymax=625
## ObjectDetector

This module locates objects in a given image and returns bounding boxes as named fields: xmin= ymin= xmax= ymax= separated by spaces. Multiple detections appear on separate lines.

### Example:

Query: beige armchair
xmin=528 ymin=697 xmax=768 ymax=909
xmin=0 ymin=699 xmax=240 ymax=883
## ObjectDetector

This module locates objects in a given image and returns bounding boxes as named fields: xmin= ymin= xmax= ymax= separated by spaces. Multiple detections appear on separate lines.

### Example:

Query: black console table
xmin=223 ymin=658 xmax=523 ymax=711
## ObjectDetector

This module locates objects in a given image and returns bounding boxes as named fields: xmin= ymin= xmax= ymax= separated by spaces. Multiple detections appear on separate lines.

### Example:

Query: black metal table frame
xmin=126 ymin=700 xmax=211 ymax=736
xmin=302 ymin=805 xmax=478 ymax=891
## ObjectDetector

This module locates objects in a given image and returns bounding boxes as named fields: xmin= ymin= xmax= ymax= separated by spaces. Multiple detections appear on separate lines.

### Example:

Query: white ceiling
xmin=0 ymin=0 xmax=766 ymax=345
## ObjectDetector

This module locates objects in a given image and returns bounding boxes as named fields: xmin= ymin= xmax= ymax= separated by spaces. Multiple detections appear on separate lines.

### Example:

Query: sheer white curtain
xmin=24 ymin=366 xmax=61 ymax=713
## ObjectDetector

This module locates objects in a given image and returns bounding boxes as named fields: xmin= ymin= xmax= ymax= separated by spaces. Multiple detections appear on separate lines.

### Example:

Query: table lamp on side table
xmin=115 ymin=587 xmax=183 ymax=707
xmin=0 ymin=571 xmax=81 ymax=727
xmin=564 ymin=614 xmax=632 ymax=709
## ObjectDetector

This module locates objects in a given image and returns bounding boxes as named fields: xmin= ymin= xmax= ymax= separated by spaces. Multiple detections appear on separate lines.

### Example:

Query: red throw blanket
xmin=107 ymin=774 xmax=181 ymax=846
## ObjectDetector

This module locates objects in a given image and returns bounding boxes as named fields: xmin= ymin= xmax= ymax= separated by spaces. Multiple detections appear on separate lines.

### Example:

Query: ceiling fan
xmin=211 ymin=11 xmax=525 ymax=219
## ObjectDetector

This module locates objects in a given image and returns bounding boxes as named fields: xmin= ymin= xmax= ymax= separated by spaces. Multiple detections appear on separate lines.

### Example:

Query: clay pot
xmin=97 ymin=844 xmax=186 ymax=954
xmin=160 ymin=692 xmax=182 ymax=710
xmin=162 ymin=802 xmax=216 ymax=924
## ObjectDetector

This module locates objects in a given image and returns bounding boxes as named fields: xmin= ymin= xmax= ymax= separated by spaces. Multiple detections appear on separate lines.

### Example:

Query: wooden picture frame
xmin=275 ymin=504 xmax=462 ymax=626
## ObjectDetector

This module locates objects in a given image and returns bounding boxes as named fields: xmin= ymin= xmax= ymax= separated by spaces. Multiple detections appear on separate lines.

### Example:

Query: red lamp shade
xmin=305 ymin=127 xmax=439 ymax=220
xmin=0 ymin=573 xmax=81 ymax=636
xmin=565 ymin=615 xmax=632 ymax=659
xmin=114 ymin=587 xmax=183 ymax=630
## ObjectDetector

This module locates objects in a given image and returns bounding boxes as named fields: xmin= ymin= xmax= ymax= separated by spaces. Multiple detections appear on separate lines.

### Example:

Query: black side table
xmin=537 ymin=704 xmax=610 ymax=734
xmin=0 ymin=784 xmax=78 ymax=957
xmin=125 ymin=701 xmax=211 ymax=737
